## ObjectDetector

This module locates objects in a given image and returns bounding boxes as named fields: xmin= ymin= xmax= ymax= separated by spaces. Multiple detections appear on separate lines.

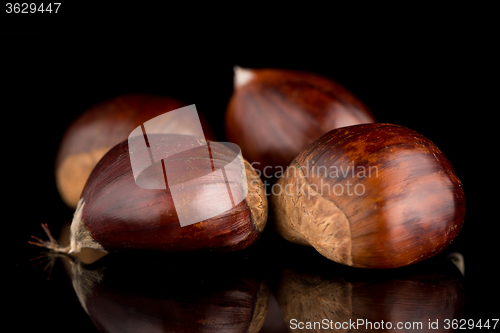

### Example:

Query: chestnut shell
xmin=225 ymin=67 xmax=375 ymax=178
xmin=70 ymin=134 xmax=268 ymax=253
xmin=272 ymin=123 xmax=465 ymax=268
xmin=55 ymin=94 xmax=215 ymax=208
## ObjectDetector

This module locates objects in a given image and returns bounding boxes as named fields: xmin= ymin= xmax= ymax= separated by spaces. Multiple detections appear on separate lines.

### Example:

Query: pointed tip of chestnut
xmin=233 ymin=65 xmax=255 ymax=88
xmin=69 ymin=199 xmax=106 ymax=254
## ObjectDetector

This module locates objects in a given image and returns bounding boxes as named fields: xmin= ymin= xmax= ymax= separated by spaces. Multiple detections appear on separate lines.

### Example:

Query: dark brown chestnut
xmin=225 ymin=67 xmax=375 ymax=179
xmin=50 ymin=133 xmax=268 ymax=254
xmin=56 ymin=94 xmax=215 ymax=208
xmin=271 ymin=123 xmax=465 ymax=268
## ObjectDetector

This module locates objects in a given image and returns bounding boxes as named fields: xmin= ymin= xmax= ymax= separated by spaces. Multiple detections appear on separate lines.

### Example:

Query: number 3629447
xmin=444 ymin=319 xmax=498 ymax=330
xmin=6 ymin=3 xmax=61 ymax=13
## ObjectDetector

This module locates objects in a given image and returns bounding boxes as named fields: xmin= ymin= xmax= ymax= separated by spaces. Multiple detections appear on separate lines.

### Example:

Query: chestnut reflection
xmin=274 ymin=247 xmax=465 ymax=333
xmin=64 ymin=251 xmax=269 ymax=333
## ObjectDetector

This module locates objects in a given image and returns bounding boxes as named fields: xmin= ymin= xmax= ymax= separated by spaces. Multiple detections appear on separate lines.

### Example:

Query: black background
xmin=4 ymin=4 xmax=498 ymax=332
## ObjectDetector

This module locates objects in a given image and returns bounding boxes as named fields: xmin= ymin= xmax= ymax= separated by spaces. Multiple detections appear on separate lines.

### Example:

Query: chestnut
xmin=55 ymin=93 xmax=215 ymax=208
xmin=43 ymin=133 xmax=268 ymax=254
xmin=225 ymin=67 xmax=375 ymax=179
xmin=271 ymin=123 xmax=465 ymax=269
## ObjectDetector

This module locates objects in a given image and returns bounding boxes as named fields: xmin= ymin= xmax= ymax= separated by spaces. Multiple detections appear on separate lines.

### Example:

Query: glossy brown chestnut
xmin=56 ymin=94 xmax=215 ymax=208
xmin=225 ymin=67 xmax=375 ymax=178
xmin=271 ymin=123 xmax=465 ymax=268
xmin=61 ymin=134 xmax=267 ymax=254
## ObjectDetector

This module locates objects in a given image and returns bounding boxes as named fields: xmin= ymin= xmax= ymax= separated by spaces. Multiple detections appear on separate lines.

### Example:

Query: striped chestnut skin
xmin=56 ymin=94 xmax=215 ymax=208
xmin=271 ymin=123 xmax=465 ymax=269
xmin=67 ymin=134 xmax=267 ymax=254
xmin=225 ymin=67 xmax=375 ymax=179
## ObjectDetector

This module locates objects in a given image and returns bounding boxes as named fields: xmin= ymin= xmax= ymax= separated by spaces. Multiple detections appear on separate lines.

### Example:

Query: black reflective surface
xmin=6 ymin=12 xmax=498 ymax=333
xmin=23 ymin=225 xmax=469 ymax=333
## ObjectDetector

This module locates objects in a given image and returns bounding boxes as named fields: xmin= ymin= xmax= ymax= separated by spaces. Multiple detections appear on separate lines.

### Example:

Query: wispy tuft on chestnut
xmin=225 ymin=67 xmax=375 ymax=180
xmin=271 ymin=123 xmax=465 ymax=269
